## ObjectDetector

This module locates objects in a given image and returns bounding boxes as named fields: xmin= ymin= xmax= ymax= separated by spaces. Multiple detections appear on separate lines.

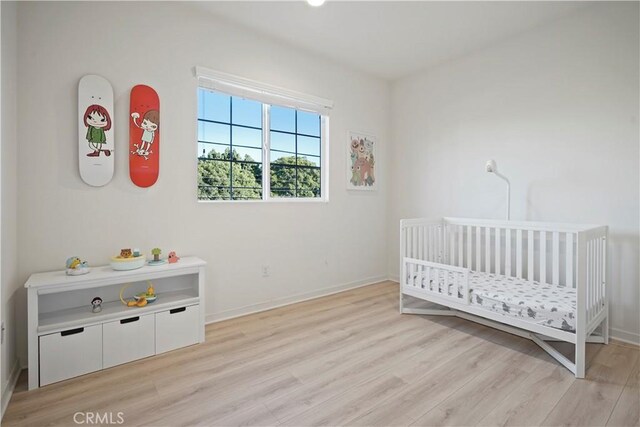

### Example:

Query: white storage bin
xmin=39 ymin=324 xmax=102 ymax=386
xmin=155 ymin=305 xmax=199 ymax=354
xmin=103 ymin=314 xmax=155 ymax=369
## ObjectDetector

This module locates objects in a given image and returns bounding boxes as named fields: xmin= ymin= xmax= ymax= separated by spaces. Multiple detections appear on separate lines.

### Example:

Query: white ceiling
xmin=196 ymin=1 xmax=586 ymax=80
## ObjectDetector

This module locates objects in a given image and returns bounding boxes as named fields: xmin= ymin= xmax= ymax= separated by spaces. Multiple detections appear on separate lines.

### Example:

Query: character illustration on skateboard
xmin=83 ymin=104 xmax=112 ymax=157
xmin=130 ymin=109 xmax=159 ymax=160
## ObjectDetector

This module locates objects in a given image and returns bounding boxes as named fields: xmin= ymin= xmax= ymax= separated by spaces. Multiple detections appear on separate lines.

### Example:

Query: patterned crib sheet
xmin=409 ymin=270 xmax=576 ymax=332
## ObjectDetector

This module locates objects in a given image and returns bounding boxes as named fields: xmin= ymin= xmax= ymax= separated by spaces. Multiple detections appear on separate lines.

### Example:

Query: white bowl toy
xmin=110 ymin=255 xmax=146 ymax=271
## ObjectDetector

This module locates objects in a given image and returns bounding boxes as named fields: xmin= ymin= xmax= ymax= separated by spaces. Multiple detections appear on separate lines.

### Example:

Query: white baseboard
xmin=206 ymin=275 xmax=388 ymax=324
xmin=611 ymin=327 xmax=640 ymax=346
xmin=2 ymin=359 xmax=21 ymax=419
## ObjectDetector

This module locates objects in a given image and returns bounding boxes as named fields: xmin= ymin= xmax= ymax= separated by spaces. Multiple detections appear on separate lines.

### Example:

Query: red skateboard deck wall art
xmin=130 ymin=85 xmax=160 ymax=188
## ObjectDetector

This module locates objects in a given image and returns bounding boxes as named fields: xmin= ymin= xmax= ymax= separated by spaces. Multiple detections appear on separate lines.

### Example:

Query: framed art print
xmin=347 ymin=131 xmax=377 ymax=191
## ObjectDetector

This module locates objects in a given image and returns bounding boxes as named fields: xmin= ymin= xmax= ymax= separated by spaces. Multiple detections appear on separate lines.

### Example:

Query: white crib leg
xmin=399 ymin=291 xmax=404 ymax=313
xmin=603 ymin=307 xmax=610 ymax=345
xmin=575 ymin=336 xmax=586 ymax=379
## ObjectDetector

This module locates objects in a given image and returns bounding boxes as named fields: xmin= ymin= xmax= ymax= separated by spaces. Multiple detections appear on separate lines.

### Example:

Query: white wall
xmin=388 ymin=2 xmax=640 ymax=343
xmin=1 ymin=0 xmax=20 ymax=409
xmin=15 ymin=2 xmax=389 ymax=363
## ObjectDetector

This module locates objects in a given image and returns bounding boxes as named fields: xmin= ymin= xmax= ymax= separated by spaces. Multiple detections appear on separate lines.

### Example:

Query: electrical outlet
xmin=261 ymin=265 xmax=270 ymax=278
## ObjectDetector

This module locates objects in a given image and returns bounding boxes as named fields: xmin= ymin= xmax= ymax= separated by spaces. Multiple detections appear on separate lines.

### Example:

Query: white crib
xmin=400 ymin=217 xmax=608 ymax=378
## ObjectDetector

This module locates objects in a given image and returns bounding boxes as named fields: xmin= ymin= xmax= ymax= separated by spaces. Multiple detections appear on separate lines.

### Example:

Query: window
xmin=197 ymin=76 xmax=330 ymax=202
xmin=269 ymin=106 xmax=322 ymax=198
xmin=197 ymin=91 xmax=264 ymax=200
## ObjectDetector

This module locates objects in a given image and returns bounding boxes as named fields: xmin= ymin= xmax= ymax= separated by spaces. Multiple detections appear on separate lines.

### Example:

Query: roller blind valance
xmin=195 ymin=66 xmax=334 ymax=116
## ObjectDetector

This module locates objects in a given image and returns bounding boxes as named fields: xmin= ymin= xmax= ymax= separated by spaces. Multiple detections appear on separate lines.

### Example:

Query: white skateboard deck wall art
xmin=78 ymin=75 xmax=115 ymax=187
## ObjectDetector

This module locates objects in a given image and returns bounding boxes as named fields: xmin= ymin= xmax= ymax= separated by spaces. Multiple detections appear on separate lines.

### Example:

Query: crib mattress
xmin=412 ymin=271 xmax=577 ymax=332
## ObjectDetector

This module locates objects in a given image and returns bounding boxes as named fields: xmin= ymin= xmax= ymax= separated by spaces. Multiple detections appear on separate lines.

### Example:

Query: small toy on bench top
xmin=148 ymin=247 xmax=166 ymax=266
xmin=65 ymin=256 xmax=91 ymax=276
xmin=91 ymin=296 xmax=103 ymax=313
xmin=119 ymin=281 xmax=157 ymax=308
xmin=110 ymin=248 xmax=146 ymax=271
xmin=168 ymin=251 xmax=180 ymax=264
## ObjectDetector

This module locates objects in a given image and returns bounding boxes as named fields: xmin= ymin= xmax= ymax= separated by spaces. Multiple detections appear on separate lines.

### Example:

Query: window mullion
xmin=263 ymin=104 xmax=271 ymax=201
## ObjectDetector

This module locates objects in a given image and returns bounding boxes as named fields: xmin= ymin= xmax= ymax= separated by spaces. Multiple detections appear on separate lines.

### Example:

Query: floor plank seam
xmin=408 ymin=341 xmax=535 ymax=426
xmin=603 ymin=360 xmax=638 ymax=427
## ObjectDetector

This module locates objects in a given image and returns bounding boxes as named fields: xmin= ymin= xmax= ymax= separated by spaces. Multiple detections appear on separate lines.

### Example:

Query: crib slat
xmin=539 ymin=231 xmax=546 ymax=284
xmin=596 ymin=238 xmax=602 ymax=308
xmin=409 ymin=261 xmax=415 ymax=287
xmin=592 ymin=240 xmax=597 ymax=319
xmin=594 ymin=239 xmax=602 ymax=313
xmin=424 ymin=226 xmax=429 ymax=261
xmin=601 ymin=236 xmax=606 ymax=309
xmin=485 ymin=227 xmax=491 ymax=273
xmin=458 ymin=226 xmax=463 ymax=267
xmin=587 ymin=240 xmax=595 ymax=321
xmin=438 ymin=226 xmax=443 ymax=263
xmin=592 ymin=239 xmax=597 ymax=313
xmin=425 ymin=265 xmax=430 ymax=290
xmin=476 ymin=227 xmax=481 ymax=271
xmin=505 ymin=229 xmax=512 ymax=277
xmin=443 ymin=266 xmax=448 ymax=295
xmin=431 ymin=226 xmax=436 ymax=262
xmin=403 ymin=228 xmax=407 ymax=258
xmin=495 ymin=228 xmax=501 ymax=275
xmin=585 ymin=242 xmax=590 ymax=320
xmin=528 ymin=230 xmax=534 ymax=281
xmin=412 ymin=228 xmax=418 ymax=260
xmin=516 ymin=229 xmax=523 ymax=278
xmin=406 ymin=227 xmax=411 ymax=258
xmin=454 ymin=271 xmax=459 ymax=298
xmin=553 ymin=231 xmax=560 ymax=285
xmin=449 ymin=226 xmax=455 ymax=266
xmin=435 ymin=226 xmax=439 ymax=262
xmin=406 ymin=228 xmax=411 ymax=258
xmin=466 ymin=226 xmax=472 ymax=269
xmin=566 ymin=233 xmax=574 ymax=287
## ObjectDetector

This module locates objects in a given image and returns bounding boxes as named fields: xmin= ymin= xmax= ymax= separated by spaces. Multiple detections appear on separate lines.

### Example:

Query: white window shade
xmin=195 ymin=66 xmax=333 ymax=116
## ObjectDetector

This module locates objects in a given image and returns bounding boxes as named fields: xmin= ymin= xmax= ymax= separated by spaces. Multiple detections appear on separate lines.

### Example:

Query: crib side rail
xmin=400 ymin=218 xmax=446 ymax=264
xmin=442 ymin=221 xmax=582 ymax=288
xmin=402 ymin=257 xmax=470 ymax=305
xmin=577 ymin=227 xmax=608 ymax=336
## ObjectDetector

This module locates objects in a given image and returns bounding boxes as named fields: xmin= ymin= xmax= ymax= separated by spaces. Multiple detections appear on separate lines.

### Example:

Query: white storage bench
xmin=25 ymin=257 xmax=206 ymax=389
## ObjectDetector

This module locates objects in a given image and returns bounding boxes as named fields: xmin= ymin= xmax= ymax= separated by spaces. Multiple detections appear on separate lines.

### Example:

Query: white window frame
xmin=196 ymin=67 xmax=332 ymax=203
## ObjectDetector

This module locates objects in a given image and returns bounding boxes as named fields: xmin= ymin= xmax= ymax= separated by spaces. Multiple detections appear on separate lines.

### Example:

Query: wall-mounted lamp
xmin=307 ymin=0 xmax=326 ymax=6
xmin=486 ymin=160 xmax=511 ymax=220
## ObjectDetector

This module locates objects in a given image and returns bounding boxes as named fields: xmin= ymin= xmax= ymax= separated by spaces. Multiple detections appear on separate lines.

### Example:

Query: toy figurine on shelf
xmin=119 ymin=281 xmax=157 ymax=307
xmin=148 ymin=247 xmax=166 ymax=266
xmin=91 ymin=297 xmax=103 ymax=313
xmin=65 ymin=256 xmax=91 ymax=276
xmin=168 ymin=251 xmax=180 ymax=264
xmin=135 ymin=281 xmax=157 ymax=304
xmin=111 ymin=248 xmax=145 ymax=271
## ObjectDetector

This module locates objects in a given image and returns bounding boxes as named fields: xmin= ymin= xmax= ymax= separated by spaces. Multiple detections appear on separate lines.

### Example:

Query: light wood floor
xmin=4 ymin=281 xmax=639 ymax=427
